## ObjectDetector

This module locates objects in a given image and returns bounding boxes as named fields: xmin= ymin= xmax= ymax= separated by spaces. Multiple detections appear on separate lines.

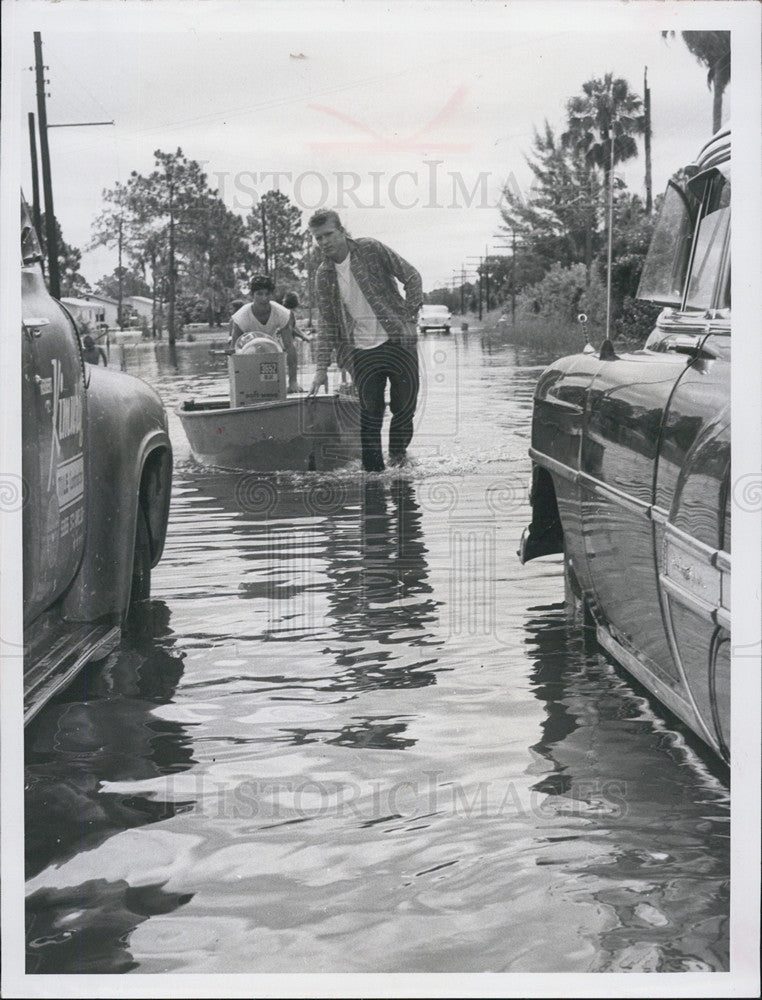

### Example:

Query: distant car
xmin=519 ymin=128 xmax=731 ymax=761
xmin=20 ymin=197 xmax=173 ymax=724
xmin=418 ymin=304 xmax=451 ymax=333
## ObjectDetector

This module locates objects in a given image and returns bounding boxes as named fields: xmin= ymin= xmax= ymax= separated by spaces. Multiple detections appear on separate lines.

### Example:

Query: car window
xmin=684 ymin=175 xmax=731 ymax=311
xmin=637 ymin=181 xmax=695 ymax=306
xmin=21 ymin=198 xmax=44 ymax=266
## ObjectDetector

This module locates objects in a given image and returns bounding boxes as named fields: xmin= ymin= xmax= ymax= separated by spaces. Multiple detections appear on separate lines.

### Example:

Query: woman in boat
xmin=230 ymin=275 xmax=301 ymax=393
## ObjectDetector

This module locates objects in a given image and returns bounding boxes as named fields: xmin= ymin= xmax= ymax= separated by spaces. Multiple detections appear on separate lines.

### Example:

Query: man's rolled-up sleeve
xmin=378 ymin=241 xmax=423 ymax=320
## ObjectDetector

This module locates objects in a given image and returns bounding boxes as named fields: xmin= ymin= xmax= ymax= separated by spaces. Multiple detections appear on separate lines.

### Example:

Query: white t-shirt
xmin=335 ymin=254 xmax=387 ymax=350
xmin=232 ymin=301 xmax=291 ymax=345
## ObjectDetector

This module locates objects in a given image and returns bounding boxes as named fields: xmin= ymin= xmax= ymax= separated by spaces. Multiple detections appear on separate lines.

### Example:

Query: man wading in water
xmin=230 ymin=274 xmax=302 ymax=393
xmin=307 ymin=210 xmax=423 ymax=472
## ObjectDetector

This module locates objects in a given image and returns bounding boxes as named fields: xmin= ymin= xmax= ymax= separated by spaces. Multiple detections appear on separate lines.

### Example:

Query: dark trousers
xmin=342 ymin=340 xmax=419 ymax=472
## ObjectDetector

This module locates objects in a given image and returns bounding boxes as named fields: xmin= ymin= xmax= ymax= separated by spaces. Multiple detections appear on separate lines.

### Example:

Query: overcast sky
xmin=5 ymin=0 xmax=744 ymax=292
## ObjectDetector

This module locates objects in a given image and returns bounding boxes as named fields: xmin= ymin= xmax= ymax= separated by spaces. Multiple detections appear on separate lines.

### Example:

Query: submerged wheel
xmin=127 ymin=505 xmax=152 ymax=619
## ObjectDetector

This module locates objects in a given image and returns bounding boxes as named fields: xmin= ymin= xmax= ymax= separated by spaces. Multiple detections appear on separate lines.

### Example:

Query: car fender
xmin=523 ymin=351 xmax=601 ymax=587
xmin=61 ymin=366 xmax=172 ymax=623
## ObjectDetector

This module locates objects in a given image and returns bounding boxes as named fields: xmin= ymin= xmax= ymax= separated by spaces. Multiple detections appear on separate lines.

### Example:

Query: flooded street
xmin=25 ymin=332 xmax=729 ymax=974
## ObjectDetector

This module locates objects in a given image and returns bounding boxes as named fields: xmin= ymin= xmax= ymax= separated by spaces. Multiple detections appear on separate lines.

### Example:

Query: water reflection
xmin=27 ymin=880 xmax=194 ymax=974
xmin=25 ymin=601 xmax=195 ymax=972
xmin=178 ymin=472 xmax=443 ymax=746
xmin=323 ymin=479 xmax=439 ymax=649
xmin=523 ymin=605 xmax=729 ymax=972
xmin=22 ymin=337 xmax=731 ymax=974
xmin=284 ymin=717 xmax=417 ymax=751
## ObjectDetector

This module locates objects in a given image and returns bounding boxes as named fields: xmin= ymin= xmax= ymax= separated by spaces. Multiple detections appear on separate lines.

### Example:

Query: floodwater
xmin=25 ymin=331 xmax=729 ymax=974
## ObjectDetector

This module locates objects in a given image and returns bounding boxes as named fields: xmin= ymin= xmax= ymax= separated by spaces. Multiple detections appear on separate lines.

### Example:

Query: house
xmin=123 ymin=295 xmax=154 ymax=323
xmin=60 ymin=295 xmax=119 ymax=329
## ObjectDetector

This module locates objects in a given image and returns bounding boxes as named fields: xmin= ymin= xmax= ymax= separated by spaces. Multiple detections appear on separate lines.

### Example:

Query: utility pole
xmin=305 ymin=237 xmax=313 ymax=328
xmin=451 ymin=270 xmax=463 ymax=315
xmin=34 ymin=31 xmax=60 ymax=298
xmin=484 ymin=245 xmax=490 ymax=313
xmin=260 ymin=201 xmax=269 ymax=274
xmin=27 ymin=112 xmax=43 ymax=267
xmin=167 ymin=171 xmax=176 ymax=345
xmin=465 ymin=254 xmax=484 ymax=319
xmin=644 ymin=66 xmax=653 ymax=215
xmin=491 ymin=230 xmax=515 ymax=322
xmin=605 ymin=136 xmax=615 ymax=341
xmin=33 ymin=31 xmax=114 ymax=300
xmin=511 ymin=229 xmax=517 ymax=328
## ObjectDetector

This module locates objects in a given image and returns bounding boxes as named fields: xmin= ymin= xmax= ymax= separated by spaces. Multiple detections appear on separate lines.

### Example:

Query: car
xmin=20 ymin=197 xmax=173 ymax=724
xmin=418 ymin=304 xmax=451 ymax=333
xmin=519 ymin=127 xmax=731 ymax=761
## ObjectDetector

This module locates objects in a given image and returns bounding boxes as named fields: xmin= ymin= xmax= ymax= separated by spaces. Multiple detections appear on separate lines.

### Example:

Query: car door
xmin=652 ymin=169 xmax=731 ymax=756
xmin=655 ymin=345 xmax=730 ymax=755
xmin=579 ymin=348 xmax=690 ymax=690
xmin=22 ymin=204 xmax=87 ymax=624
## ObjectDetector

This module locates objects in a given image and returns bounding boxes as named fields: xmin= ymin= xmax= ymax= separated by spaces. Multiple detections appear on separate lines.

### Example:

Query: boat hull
xmin=177 ymin=394 xmax=361 ymax=471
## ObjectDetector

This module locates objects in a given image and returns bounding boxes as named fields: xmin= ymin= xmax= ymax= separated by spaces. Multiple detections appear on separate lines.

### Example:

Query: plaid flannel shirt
xmin=314 ymin=237 xmax=423 ymax=375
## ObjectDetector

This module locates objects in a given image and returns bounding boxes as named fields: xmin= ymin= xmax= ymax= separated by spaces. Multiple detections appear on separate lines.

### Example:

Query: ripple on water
xmin=24 ymin=337 xmax=729 ymax=974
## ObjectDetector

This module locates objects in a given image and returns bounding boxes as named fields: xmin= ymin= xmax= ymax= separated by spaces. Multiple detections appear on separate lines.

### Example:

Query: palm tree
xmin=562 ymin=74 xmax=645 ymax=338
xmin=664 ymin=31 xmax=730 ymax=133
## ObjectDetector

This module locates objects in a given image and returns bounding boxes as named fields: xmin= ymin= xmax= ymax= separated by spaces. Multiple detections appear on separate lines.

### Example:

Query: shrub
xmin=613 ymin=296 xmax=661 ymax=344
xmin=517 ymin=262 xmax=588 ymax=323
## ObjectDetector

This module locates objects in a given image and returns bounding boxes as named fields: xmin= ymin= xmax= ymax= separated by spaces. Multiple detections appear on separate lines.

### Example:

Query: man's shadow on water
xmin=25 ymin=599 xmax=196 ymax=973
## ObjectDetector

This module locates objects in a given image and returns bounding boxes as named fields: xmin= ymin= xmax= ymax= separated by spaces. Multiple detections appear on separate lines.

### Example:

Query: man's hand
xmin=308 ymin=371 xmax=328 ymax=396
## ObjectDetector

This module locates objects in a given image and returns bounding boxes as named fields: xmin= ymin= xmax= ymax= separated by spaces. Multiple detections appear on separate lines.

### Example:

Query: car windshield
xmin=423 ymin=306 xmax=449 ymax=314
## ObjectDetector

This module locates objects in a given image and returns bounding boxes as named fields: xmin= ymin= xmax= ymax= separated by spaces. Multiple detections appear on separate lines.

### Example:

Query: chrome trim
xmin=660 ymin=573 xmax=717 ymax=619
xmin=578 ymin=472 xmax=652 ymax=517
xmin=661 ymin=567 xmax=731 ymax=632
xmin=663 ymin=519 xmax=721 ymax=565
xmin=651 ymin=505 xmax=669 ymax=525
xmin=529 ymin=453 xmax=732 ymax=607
xmin=528 ymin=448 xmax=579 ymax=485
xmin=714 ymin=550 xmax=731 ymax=573
xmin=596 ymin=625 xmax=717 ymax=751
xmin=715 ymin=606 xmax=731 ymax=632
xmin=24 ymin=625 xmax=121 ymax=725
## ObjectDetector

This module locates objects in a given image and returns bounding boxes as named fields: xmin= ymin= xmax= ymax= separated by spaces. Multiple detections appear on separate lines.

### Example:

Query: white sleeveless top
xmin=232 ymin=301 xmax=291 ymax=344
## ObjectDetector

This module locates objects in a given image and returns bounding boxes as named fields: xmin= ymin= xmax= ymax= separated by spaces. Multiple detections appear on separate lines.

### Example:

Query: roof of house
xmin=124 ymin=295 xmax=154 ymax=304
xmin=61 ymin=296 xmax=104 ymax=308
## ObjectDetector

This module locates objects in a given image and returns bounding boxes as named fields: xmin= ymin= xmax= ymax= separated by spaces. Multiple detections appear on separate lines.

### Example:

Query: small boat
xmin=177 ymin=337 xmax=361 ymax=471
xmin=177 ymin=391 xmax=361 ymax=471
